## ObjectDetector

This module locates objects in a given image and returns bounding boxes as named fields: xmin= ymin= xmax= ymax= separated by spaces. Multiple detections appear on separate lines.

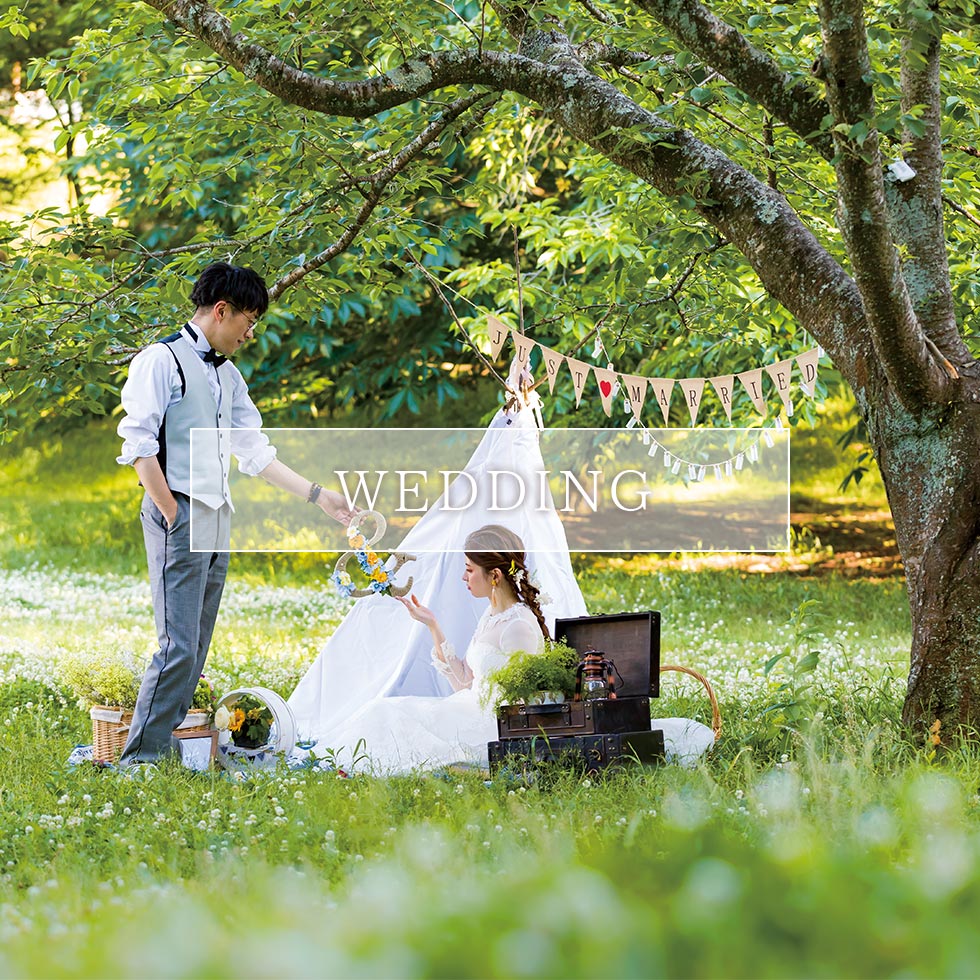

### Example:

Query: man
xmin=116 ymin=262 xmax=353 ymax=766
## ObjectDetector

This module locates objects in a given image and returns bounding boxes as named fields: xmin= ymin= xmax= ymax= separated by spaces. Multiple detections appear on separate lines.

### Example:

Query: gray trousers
xmin=120 ymin=492 xmax=231 ymax=765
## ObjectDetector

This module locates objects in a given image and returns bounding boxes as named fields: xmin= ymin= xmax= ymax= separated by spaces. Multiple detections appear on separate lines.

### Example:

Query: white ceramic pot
xmin=214 ymin=687 xmax=297 ymax=754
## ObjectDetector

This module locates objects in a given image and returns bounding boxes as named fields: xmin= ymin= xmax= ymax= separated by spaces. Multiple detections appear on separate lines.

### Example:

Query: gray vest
xmin=158 ymin=334 xmax=233 ymax=510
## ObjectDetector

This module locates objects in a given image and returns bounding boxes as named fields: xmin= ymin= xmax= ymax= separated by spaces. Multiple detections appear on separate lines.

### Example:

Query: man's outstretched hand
xmin=317 ymin=489 xmax=360 ymax=526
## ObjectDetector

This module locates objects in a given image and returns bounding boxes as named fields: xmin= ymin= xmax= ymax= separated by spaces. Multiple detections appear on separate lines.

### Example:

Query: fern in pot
xmin=482 ymin=639 xmax=579 ymax=711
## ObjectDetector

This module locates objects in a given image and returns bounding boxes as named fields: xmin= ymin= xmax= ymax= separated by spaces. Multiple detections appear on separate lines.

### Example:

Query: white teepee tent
xmin=287 ymin=402 xmax=589 ymax=745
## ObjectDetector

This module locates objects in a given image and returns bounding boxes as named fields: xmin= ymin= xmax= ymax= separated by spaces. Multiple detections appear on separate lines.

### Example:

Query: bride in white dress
xmin=306 ymin=525 xmax=548 ymax=774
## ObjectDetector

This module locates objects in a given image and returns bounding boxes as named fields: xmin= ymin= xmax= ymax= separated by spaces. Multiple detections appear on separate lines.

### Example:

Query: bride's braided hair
xmin=464 ymin=524 xmax=551 ymax=641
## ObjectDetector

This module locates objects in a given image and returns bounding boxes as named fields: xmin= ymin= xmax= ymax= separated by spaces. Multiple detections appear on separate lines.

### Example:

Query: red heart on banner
xmin=599 ymin=380 xmax=612 ymax=397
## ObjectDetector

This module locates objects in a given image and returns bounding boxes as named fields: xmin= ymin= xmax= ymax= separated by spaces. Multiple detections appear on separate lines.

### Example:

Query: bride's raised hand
xmin=395 ymin=594 xmax=439 ymax=630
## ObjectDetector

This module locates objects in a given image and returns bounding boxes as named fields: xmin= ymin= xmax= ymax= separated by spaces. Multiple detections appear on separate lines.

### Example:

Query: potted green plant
xmin=482 ymin=639 xmax=579 ymax=711
xmin=61 ymin=650 xmax=215 ymax=762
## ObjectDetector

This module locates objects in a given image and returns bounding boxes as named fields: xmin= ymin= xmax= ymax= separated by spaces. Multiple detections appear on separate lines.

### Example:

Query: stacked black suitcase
xmin=487 ymin=611 xmax=666 ymax=774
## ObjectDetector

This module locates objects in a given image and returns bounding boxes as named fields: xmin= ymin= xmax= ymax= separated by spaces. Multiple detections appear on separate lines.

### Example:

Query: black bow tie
xmin=203 ymin=348 xmax=227 ymax=367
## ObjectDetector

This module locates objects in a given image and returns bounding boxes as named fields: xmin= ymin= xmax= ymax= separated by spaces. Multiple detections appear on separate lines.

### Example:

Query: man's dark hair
xmin=190 ymin=262 xmax=269 ymax=316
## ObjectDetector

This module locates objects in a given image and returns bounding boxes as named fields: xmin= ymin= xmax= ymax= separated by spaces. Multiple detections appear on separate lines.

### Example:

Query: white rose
xmin=214 ymin=705 xmax=232 ymax=731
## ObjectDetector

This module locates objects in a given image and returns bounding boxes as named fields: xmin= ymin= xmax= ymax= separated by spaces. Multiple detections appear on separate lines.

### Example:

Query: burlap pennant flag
xmin=795 ymin=348 xmax=820 ymax=396
xmin=764 ymin=358 xmax=795 ymax=416
xmin=678 ymin=378 xmax=706 ymax=426
xmin=540 ymin=345 xmax=566 ymax=394
xmin=737 ymin=367 xmax=768 ymax=415
xmin=648 ymin=378 xmax=674 ymax=426
xmin=709 ymin=375 xmax=736 ymax=422
xmin=592 ymin=365 xmax=620 ymax=417
xmin=621 ymin=374 xmax=649 ymax=419
xmin=565 ymin=357 xmax=592 ymax=407
xmin=511 ymin=332 xmax=536 ymax=373
xmin=487 ymin=315 xmax=510 ymax=360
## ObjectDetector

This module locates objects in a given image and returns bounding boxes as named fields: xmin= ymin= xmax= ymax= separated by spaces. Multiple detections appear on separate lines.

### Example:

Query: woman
xmin=310 ymin=525 xmax=550 ymax=773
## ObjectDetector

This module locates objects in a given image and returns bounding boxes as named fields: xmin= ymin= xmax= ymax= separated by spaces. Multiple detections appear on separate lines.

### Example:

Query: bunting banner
xmin=709 ymin=375 xmax=736 ymax=422
xmin=648 ymin=378 xmax=674 ymax=426
xmin=795 ymin=348 xmax=820 ymax=396
xmin=542 ymin=347 xmax=566 ymax=394
xmin=621 ymin=373 xmax=649 ymax=420
xmin=736 ymin=367 xmax=768 ymax=416
xmin=486 ymin=321 xmax=824 ymax=426
xmin=678 ymin=378 xmax=706 ymax=426
xmin=565 ymin=356 xmax=592 ymax=406
xmin=511 ymin=332 xmax=536 ymax=374
xmin=764 ymin=358 xmax=795 ymax=417
xmin=487 ymin=315 xmax=511 ymax=360
xmin=592 ymin=365 xmax=620 ymax=417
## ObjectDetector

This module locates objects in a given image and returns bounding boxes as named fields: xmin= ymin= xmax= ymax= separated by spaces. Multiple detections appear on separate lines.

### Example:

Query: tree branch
xmin=818 ymin=0 xmax=949 ymax=409
xmin=139 ymin=0 xmax=518 ymax=115
xmin=269 ymin=92 xmax=498 ymax=298
xmin=630 ymin=0 xmax=834 ymax=160
xmin=576 ymin=42 xmax=656 ymax=69
xmin=575 ymin=0 xmax=617 ymax=25
xmin=887 ymin=14 xmax=963 ymax=361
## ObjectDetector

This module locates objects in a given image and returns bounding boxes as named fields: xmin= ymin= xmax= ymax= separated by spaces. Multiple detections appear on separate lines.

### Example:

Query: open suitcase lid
xmin=553 ymin=611 xmax=661 ymax=699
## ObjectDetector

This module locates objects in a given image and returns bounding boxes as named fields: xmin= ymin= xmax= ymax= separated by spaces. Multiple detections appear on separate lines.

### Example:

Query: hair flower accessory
xmin=526 ymin=568 xmax=550 ymax=605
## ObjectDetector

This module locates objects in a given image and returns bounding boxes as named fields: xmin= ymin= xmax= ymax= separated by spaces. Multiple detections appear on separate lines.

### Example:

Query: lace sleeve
xmin=430 ymin=641 xmax=473 ymax=691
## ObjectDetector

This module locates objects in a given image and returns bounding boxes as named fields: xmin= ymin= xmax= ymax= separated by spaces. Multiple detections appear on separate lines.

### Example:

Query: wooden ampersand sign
xmin=333 ymin=510 xmax=416 ymax=598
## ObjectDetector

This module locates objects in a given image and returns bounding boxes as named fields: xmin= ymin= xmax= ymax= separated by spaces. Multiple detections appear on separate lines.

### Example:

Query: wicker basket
xmin=90 ymin=707 xmax=213 ymax=764
xmin=659 ymin=664 xmax=723 ymax=739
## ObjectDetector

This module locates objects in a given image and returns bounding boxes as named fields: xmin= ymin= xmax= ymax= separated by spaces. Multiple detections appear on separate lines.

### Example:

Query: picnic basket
xmin=89 ymin=706 xmax=213 ymax=763
xmin=659 ymin=664 xmax=723 ymax=739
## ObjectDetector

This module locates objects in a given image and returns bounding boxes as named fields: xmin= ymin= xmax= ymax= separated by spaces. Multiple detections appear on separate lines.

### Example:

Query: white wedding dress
xmin=288 ymin=399 xmax=589 ymax=771
xmin=305 ymin=603 xmax=543 ymax=773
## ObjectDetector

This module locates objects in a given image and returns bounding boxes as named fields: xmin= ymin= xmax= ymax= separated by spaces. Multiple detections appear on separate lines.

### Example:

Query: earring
xmin=491 ymin=574 xmax=498 ymax=607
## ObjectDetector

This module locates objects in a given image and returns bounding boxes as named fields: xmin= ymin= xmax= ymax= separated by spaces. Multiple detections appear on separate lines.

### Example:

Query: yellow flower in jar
xmin=228 ymin=708 xmax=245 ymax=733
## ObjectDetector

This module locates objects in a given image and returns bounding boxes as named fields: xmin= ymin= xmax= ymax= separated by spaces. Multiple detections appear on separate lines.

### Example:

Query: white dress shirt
xmin=116 ymin=323 xmax=277 ymax=476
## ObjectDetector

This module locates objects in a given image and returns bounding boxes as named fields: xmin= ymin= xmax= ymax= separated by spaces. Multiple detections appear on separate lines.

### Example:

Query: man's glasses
xmin=227 ymin=303 xmax=261 ymax=331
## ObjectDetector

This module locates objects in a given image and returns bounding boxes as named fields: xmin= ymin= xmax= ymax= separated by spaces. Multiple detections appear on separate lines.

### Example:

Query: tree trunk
xmin=867 ymin=393 xmax=980 ymax=730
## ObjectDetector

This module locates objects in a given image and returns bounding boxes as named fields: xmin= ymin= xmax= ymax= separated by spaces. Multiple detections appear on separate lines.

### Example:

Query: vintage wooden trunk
xmin=488 ymin=729 xmax=665 ymax=774
xmin=496 ymin=698 xmax=652 ymax=738
xmin=495 ymin=611 xmax=661 ymax=741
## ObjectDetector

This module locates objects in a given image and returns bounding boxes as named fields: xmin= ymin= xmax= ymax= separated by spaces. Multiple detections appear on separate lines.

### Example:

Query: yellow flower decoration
xmin=228 ymin=707 xmax=245 ymax=733
xmin=365 ymin=550 xmax=379 ymax=565
xmin=349 ymin=533 xmax=365 ymax=549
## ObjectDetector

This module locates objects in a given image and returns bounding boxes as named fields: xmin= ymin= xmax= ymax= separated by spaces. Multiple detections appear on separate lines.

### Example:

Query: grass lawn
xmin=5 ymin=406 xmax=975 ymax=979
